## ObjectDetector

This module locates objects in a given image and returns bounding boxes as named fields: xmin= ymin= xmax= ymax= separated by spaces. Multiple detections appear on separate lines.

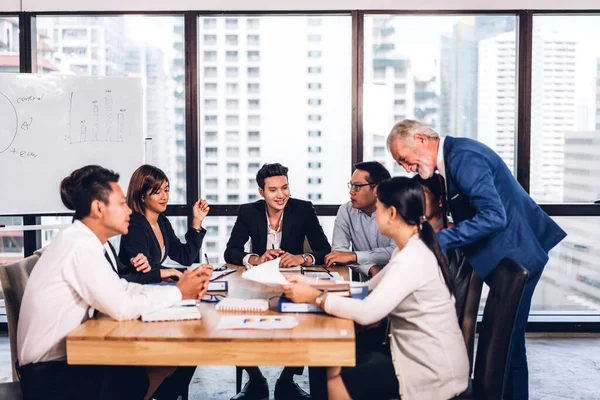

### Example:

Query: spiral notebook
xmin=215 ymin=298 xmax=269 ymax=313
xmin=141 ymin=305 xmax=202 ymax=322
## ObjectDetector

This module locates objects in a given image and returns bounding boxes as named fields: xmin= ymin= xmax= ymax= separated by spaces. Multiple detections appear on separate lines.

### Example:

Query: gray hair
xmin=386 ymin=119 xmax=439 ymax=150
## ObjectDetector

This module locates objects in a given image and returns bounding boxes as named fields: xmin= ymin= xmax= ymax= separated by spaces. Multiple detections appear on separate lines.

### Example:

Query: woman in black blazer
xmin=118 ymin=164 xmax=209 ymax=400
xmin=119 ymin=165 xmax=209 ymax=283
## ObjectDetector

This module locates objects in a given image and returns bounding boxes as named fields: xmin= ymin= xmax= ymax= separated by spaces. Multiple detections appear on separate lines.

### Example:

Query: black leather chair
xmin=0 ymin=382 xmax=22 ymax=400
xmin=460 ymin=270 xmax=484 ymax=374
xmin=453 ymin=258 xmax=529 ymax=400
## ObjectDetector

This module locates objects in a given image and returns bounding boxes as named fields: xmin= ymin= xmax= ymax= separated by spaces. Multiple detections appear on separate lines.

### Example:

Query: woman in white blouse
xmin=283 ymin=176 xmax=469 ymax=400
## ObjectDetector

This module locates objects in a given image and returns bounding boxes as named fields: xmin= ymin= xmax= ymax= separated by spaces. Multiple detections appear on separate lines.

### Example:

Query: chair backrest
xmin=460 ymin=270 xmax=483 ymax=375
xmin=0 ymin=255 xmax=39 ymax=381
xmin=472 ymin=258 xmax=529 ymax=400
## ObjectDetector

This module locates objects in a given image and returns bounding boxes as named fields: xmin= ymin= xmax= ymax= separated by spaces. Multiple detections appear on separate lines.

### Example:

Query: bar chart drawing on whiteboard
xmin=68 ymin=90 xmax=126 ymax=145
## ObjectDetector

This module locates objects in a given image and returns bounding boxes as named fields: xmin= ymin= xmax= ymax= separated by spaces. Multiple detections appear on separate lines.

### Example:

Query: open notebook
xmin=141 ymin=304 xmax=202 ymax=322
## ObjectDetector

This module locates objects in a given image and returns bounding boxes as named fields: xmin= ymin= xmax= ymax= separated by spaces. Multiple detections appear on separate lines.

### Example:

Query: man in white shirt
xmin=17 ymin=165 xmax=211 ymax=400
xmin=325 ymin=161 xmax=395 ymax=281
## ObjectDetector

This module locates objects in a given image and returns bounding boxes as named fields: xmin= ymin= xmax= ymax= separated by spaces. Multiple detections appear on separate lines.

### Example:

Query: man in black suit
xmin=225 ymin=163 xmax=331 ymax=400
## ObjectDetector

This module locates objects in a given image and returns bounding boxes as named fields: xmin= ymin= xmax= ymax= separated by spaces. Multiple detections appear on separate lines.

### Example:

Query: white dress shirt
xmin=242 ymin=211 xmax=283 ymax=268
xmin=324 ymin=235 xmax=469 ymax=400
xmin=17 ymin=220 xmax=182 ymax=365
xmin=437 ymin=136 xmax=447 ymax=188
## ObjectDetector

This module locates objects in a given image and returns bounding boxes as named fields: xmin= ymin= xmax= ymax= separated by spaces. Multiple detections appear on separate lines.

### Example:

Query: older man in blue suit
xmin=387 ymin=119 xmax=566 ymax=400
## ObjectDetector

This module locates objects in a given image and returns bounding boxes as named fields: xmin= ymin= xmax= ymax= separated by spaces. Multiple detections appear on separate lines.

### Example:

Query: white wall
xmin=15 ymin=0 xmax=600 ymax=12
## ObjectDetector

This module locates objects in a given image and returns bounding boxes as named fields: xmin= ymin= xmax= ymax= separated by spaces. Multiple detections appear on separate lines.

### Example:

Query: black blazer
xmin=105 ymin=241 xmax=161 ymax=284
xmin=224 ymin=198 xmax=331 ymax=266
xmin=118 ymin=213 xmax=206 ymax=278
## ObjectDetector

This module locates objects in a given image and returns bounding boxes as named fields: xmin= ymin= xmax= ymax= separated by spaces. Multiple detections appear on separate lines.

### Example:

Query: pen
xmin=323 ymin=265 xmax=333 ymax=278
xmin=204 ymin=253 xmax=210 ymax=265
xmin=272 ymin=244 xmax=280 ymax=259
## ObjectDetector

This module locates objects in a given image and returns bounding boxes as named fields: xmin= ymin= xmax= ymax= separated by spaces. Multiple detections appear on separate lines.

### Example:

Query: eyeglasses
xmin=347 ymin=182 xmax=375 ymax=192
xmin=200 ymin=294 xmax=226 ymax=303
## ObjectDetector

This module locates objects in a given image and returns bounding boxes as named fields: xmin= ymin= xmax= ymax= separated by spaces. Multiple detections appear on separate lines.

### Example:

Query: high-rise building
xmin=198 ymin=16 xmax=351 ymax=262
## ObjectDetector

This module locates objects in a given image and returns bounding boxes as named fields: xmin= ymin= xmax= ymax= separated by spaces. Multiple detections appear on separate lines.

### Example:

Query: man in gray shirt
xmin=325 ymin=161 xmax=395 ymax=280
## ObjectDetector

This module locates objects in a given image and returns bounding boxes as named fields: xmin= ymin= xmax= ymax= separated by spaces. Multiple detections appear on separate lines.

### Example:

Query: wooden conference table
xmin=66 ymin=265 xmax=356 ymax=397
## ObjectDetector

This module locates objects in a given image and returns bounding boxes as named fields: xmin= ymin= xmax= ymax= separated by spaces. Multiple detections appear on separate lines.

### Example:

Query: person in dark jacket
xmin=119 ymin=164 xmax=210 ymax=400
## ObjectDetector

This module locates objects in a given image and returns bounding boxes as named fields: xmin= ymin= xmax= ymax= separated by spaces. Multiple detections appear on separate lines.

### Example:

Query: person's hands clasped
xmin=176 ymin=267 xmax=211 ymax=300
xmin=279 ymin=253 xmax=305 ymax=268
xmin=130 ymin=253 xmax=151 ymax=273
xmin=248 ymin=249 xmax=284 ymax=265
xmin=324 ymin=250 xmax=357 ymax=267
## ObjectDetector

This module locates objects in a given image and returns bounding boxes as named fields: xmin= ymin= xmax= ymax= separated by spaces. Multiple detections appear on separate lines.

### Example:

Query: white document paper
xmin=242 ymin=258 xmax=288 ymax=288
xmin=279 ymin=266 xmax=303 ymax=272
xmin=216 ymin=315 xmax=298 ymax=330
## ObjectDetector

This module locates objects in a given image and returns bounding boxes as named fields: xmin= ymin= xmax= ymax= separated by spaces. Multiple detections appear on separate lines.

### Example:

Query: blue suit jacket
xmin=437 ymin=136 xmax=566 ymax=280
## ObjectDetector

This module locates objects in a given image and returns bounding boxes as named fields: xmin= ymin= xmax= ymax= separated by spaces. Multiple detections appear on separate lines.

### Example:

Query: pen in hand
xmin=204 ymin=253 xmax=210 ymax=265
xmin=272 ymin=244 xmax=280 ymax=259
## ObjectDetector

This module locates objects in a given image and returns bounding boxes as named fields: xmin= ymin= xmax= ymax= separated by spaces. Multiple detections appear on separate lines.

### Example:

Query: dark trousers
xmin=18 ymin=361 xmax=148 ymax=400
xmin=504 ymin=267 xmax=543 ymax=400
xmin=152 ymin=366 xmax=196 ymax=400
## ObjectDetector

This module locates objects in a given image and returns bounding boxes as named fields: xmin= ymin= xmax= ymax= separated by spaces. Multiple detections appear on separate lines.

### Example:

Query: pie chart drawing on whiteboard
xmin=0 ymin=92 xmax=18 ymax=155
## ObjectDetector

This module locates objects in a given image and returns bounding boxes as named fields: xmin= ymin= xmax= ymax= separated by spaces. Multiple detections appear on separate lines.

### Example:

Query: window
xmin=227 ymin=163 xmax=239 ymax=173
xmin=227 ymin=146 xmax=239 ymax=157
xmin=226 ymin=130 xmax=239 ymax=140
xmin=248 ymin=99 xmax=260 ymax=110
xmin=226 ymin=115 xmax=239 ymax=126
xmin=308 ymin=193 xmax=322 ymax=200
xmin=226 ymin=66 xmax=238 ymax=77
xmin=204 ymin=98 xmax=217 ymax=108
xmin=205 ymin=131 xmax=217 ymax=141
xmin=225 ymin=35 xmax=238 ymax=45
xmin=205 ymin=115 xmax=217 ymax=125
xmin=531 ymin=15 xmax=599 ymax=203
xmin=204 ymin=82 xmax=217 ymax=91
xmin=206 ymin=147 xmax=218 ymax=157
xmin=226 ymin=99 xmax=239 ymax=110
xmin=308 ymin=162 xmax=322 ymax=168
xmin=205 ymin=163 xmax=218 ymax=174
xmin=248 ymin=131 xmax=260 ymax=140
xmin=204 ymin=67 xmax=217 ymax=78
xmin=226 ymin=51 xmax=238 ymax=62
xmin=225 ymin=18 xmax=238 ymax=29
xmin=198 ymin=15 xmax=351 ymax=205
xmin=206 ymin=194 xmax=218 ymax=202
xmin=363 ymin=15 xmax=517 ymax=178
xmin=39 ymin=16 xmax=186 ymax=203
xmin=226 ymin=83 xmax=239 ymax=94
xmin=248 ymin=194 xmax=258 ymax=201
xmin=204 ymin=51 xmax=217 ymax=61
xmin=227 ymin=194 xmax=239 ymax=202
xmin=308 ymin=18 xmax=322 ymax=26
xmin=308 ymin=177 xmax=322 ymax=184
xmin=248 ymin=115 xmax=260 ymax=125
xmin=203 ymin=18 xmax=217 ymax=28
xmin=227 ymin=179 xmax=240 ymax=189
xmin=205 ymin=178 xmax=218 ymax=189
xmin=204 ymin=34 xmax=217 ymax=45
xmin=248 ymin=178 xmax=257 ymax=188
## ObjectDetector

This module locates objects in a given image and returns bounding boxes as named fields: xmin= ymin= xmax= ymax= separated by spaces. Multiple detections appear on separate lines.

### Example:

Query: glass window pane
xmin=36 ymin=15 xmax=187 ymax=203
xmin=0 ymin=217 xmax=24 ymax=264
xmin=0 ymin=17 xmax=19 ymax=73
xmin=363 ymin=15 xmax=518 ymax=176
xmin=198 ymin=15 xmax=352 ymax=205
xmin=531 ymin=15 xmax=600 ymax=203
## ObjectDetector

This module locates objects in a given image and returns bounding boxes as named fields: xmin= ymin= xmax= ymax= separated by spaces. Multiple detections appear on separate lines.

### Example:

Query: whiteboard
xmin=0 ymin=74 xmax=143 ymax=214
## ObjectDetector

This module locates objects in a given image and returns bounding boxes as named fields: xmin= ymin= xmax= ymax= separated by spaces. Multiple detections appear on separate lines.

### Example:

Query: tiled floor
xmin=3 ymin=336 xmax=599 ymax=399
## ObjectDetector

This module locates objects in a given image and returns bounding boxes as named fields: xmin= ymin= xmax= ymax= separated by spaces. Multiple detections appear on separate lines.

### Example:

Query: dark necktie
xmin=104 ymin=248 xmax=118 ymax=274
xmin=436 ymin=173 xmax=449 ymax=229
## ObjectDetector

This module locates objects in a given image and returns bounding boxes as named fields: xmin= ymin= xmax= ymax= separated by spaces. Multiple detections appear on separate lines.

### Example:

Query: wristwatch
xmin=301 ymin=254 xmax=310 ymax=266
xmin=315 ymin=291 xmax=327 ymax=308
